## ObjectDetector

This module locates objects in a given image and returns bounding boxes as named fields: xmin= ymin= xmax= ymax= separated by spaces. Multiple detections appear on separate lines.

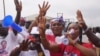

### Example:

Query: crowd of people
xmin=0 ymin=0 xmax=100 ymax=56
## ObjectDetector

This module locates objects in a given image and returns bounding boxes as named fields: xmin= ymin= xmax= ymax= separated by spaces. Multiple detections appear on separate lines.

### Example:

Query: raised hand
xmin=38 ymin=1 xmax=50 ymax=16
xmin=38 ymin=16 xmax=46 ymax=36
xmin=65 ymin=33 xmax=77 ymax=45
xmin=76 ymin=10 xmax=87 ymax=30
xmin=10 ymin=39 xmax=31 ymax=56
xmin=19 ymin=39 xmax=31 ymax=51
xmin=14 ymin=0 xmax=22 ymax=12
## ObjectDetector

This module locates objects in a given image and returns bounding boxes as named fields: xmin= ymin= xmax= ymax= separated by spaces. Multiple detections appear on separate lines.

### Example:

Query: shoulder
xmin=82 ymin=42 xmax=93 ymax=48
xmin=46 ymin=34 xmax=55 ymax=40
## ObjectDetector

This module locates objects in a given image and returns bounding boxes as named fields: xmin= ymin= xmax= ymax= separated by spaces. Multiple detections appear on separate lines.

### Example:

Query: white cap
xmin=30 ymin=27 xmax=39 ymax=34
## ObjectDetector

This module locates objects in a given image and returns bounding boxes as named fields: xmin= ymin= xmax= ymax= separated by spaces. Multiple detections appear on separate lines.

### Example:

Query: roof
xmin=25 ymin=14 xmax=52 ymax=21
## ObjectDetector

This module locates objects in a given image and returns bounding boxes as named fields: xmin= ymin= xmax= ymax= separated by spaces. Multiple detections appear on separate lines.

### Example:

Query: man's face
xmin=19 ymin=21 xmax=25 ymax=26
xmin=25 ymin=21 xmax=31 ymax=29
xmin=29 ymin=34 xmax=41 ymax=50
xmin=31 ymin=34 xmax=41 ymax=44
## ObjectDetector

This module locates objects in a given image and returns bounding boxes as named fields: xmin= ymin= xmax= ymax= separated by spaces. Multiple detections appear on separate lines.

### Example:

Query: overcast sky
xmin=0 ymin=0 xmax=100 ymax=27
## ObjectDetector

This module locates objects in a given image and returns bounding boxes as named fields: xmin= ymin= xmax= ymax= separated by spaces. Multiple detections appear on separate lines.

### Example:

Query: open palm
xmin=14 ymin=0 xmax=22 ymax=12
xmin=38 ymin=1 xmax=50 ymax=16
xmin=76 ymin=10 xmax=87 ymax=30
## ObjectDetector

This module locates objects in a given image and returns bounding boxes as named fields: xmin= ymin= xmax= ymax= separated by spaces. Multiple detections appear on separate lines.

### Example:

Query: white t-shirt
xmin=0 ymin=31 xmax=17 ymax=56
xmin=19 ymin=50 xmax=38 ymax=56
xmin=21 ymin=26 xmax=27 ymax=32
xmin=0 ymin=29 xmax=27 ymax=56
xmin=18 ymin=44 xmax=50 ymax=56
xmin=55 ymin=35 xmax=69 ymax=45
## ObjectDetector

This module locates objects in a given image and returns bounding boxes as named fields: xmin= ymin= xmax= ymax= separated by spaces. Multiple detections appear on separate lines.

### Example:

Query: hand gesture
xmin=65 ymin=33 xmax=77 ymax=45
xmin=38 ymin=1 xmax=50 ymax=16
xmin=38 ymin=16 xmax=46 ymax=36
xmin=14 ymin=0 xmax=22 ymax=12
xmin=76 ymin=10 xmax=87 ymax=30
xmin=19 ymin=39 xmax=31 ymax=51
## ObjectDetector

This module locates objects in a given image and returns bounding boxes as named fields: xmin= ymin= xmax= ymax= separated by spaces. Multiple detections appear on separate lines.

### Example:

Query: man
xmin=0 ymin=0 xmax=24 ymax=56
xmin=10 ymin=1 xmax=50 ymax=56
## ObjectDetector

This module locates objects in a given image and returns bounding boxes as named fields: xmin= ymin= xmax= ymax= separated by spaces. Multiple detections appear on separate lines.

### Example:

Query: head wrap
xmin=50 ymin=16 xmax=65 ymax=26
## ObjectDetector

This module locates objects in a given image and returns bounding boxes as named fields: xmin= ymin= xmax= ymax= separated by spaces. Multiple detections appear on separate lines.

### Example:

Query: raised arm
xmin=12 ymin=0 xmax=22 ymax=35
xmin=65 ymin=33 xmax=96 ymax=56
xmin=77 ymin=10 xmax=100 ymax=47
xmin=28 ymin=1 xmax=50 ymax=33
xmin=38 ymin=1 xmax=50 ymax=16
xmin=14 ymin=0 xmax=22 ymax=24
xmin=38 ymin=15 xmax=60 ymax=52
xmin=28 ymin=19 xmax=38 ymax=33
xmin=10 ymin=39 xmax=31 ymax=56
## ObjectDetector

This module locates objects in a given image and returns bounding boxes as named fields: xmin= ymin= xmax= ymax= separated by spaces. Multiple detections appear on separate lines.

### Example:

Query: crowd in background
xmin=0 ymin=0 xmax=100 ymax=56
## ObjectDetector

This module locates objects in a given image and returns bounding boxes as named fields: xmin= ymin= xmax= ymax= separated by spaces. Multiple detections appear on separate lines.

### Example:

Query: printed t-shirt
xmin=64 ymin=43 xmax=93 ymax=56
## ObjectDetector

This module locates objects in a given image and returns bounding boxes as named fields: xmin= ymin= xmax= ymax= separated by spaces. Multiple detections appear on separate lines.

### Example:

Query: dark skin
xmin=19 ymin=17 xmax=26 ymax=26
xmin=10 ymin=0 xmax=27 ymax=54
xmin=10 ymin=1 xmax=49 ymax=56
xmin=14 ymin=0 xmax=22 ymax=24
xmin=65 ymin=23 xmax=96 ymax=56
xmin=10 ymin=35 xmax=45 ymax=56
xmin=38 ymin=16 xmax=62 ymax=52
xmin=13 ymin=0 xmax=22 ymax=35
xmin=33 ymin=1 xmax=50 ymax=56
xmin=0 ymin=0 xmax=22 ymax=37
xmin=37 ymin=2 xmax=64 ymax=52
xmin=76 ymin=10 xmax=100 ymax=47
xmin=38 ymin=9 xmax=96 ymax=56
xmin=38 ymin=1 xmax=50 ymax=16
xmin=28 ymin=1 xmax=50 ymax=55
xmin=10 ymin=39 xmax=31 ymax=56
xmin=29 ymin=34 xmax=45 ymax=56
xmin=66 ymin=23 xmax=80 ymax=40
xmin=51 ymin=21 xmax=64 ymax=36
xmin=28 ymin=1 xmax=50 ymax=33
xmin=19 ymin=20 xmax=25 ymax=26
xmin=25 ymin=21 xmax=31 ymax=29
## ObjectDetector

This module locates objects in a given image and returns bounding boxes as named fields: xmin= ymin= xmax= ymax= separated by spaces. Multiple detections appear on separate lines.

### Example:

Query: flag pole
xmin=3 ymin=0 xmax=6 ymax=17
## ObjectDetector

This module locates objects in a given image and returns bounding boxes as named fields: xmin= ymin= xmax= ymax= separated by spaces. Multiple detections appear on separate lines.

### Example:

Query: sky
xmin=0 ymin=0 xmax=100 ymax=27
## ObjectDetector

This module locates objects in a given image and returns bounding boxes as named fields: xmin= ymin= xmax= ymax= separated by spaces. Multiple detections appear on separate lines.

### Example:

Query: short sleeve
xmin=82 ymin=43 xmax=94 ymax=48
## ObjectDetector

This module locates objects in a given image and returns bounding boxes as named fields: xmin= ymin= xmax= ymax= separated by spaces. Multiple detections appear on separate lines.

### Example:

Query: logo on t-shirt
xmin=64 ymin=52 xmax=77 ymax=56
xmin=0 ymin=40 xmax=8 ymax=56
